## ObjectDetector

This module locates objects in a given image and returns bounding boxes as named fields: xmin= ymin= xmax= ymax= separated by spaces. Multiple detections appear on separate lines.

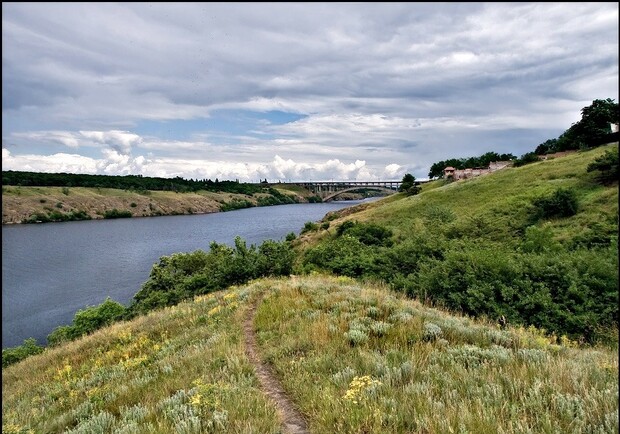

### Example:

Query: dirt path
xmin=244 ymin=298 xmax=310 ymax=434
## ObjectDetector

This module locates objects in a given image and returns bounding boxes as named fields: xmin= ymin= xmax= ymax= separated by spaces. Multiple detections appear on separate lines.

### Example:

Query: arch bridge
xmin=289 ymin=180 xmax=406 ymax=202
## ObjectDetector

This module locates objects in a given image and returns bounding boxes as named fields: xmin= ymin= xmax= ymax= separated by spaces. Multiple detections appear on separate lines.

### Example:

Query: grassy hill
xmin=1 ymin=185 xmax=317 ymax=225
xmin=294 ymin=143 xmax=618 ymax=344
xmin=2 ymin=275 xmax=618 ymax=433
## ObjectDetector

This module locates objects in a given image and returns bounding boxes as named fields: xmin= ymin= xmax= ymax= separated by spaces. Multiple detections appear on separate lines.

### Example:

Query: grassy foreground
xmin=3 ymin=275 xmax=618 ymax=433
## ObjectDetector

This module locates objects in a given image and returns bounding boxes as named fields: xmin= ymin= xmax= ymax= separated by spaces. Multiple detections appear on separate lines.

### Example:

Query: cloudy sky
xmin=2 ymin=3 xmax=618 ymax=182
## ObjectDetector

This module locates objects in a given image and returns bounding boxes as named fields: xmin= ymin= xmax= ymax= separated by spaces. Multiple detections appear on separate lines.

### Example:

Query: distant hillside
xmin=295 ymin=143 xmax=619 ymax=344
xmin=1 ymin=184 xmax=319 ymax=225
xmin=2 ymin=276 xmax=617 ymax=433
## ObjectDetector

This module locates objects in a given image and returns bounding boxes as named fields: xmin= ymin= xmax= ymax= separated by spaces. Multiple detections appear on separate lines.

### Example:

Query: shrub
xmin=47 ymin=298 xmax=127 ymax=346
xmin=513 ymin=152 xmax=540 ymax=167
xmin=345 ymin=329 xmax=369 ymax=346
xmin=532 ymin=188 xmax=578 ymax=220
xmin=335 ymin=221 xmax=393 ymax=247
xmin=587 ymin=147 xmax=619 ymax=184
xmin=2 ymin=338 xmax=44 ymax=367
xmin=423 ymin=322 xmax=443 ymax=342
xmin=103 ymin=208 xmax=132 ymax=219
xmin=301 ymin=221 xmax=319 ymax=234
xmin=520 ymin=225 xmax=561 ymax=253
xmin=129 ymin=238 xmax=294 ymax=315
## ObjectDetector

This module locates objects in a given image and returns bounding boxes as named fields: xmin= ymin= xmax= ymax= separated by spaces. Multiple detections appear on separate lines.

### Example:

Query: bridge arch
xmin=321 ymin=186 xmax=396 ymax=202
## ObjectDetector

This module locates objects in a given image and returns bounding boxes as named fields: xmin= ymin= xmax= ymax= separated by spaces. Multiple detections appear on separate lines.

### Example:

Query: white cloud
xmin=2 ymin=3 xmax=618 ymax=181
xmin=79 ymin=131 xmax=142 ymax=154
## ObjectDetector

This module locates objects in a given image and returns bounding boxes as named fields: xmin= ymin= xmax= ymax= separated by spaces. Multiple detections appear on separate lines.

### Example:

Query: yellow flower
xmin=208 ymin=305 xmax=222 ymax=316
xmin=224 ymin=292 xmax=238 ymax=301
xmin=190 ymin=393 xmax=202 ymax=407
xmin=343 ymin=375 xmax=382 ymax=404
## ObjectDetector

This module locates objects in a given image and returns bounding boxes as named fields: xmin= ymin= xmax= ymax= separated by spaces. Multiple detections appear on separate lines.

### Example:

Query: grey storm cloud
xmin=2 ymin=2 xmax=618 ymax=181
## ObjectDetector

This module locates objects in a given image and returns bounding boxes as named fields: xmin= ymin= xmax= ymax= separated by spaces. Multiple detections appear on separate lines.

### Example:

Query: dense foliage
xmin=1 ymin=338 xmax=44 ymax=367
xmin=587 ymin=147 xmax=619 ymax=184
xmin=301 ymin=220 xmax=617 ymax=344
xmin=428 ymin=151 xmax=516 ymax=179
xmin=535 ymin=98 xmax=619 ymax=154
xmin=398 ymin=173 xmax=421 ymax=195
xmin=127 ymin=237 xmax=294 ymax=316
xmin=46 ymin=298 xmax=127 ymax=346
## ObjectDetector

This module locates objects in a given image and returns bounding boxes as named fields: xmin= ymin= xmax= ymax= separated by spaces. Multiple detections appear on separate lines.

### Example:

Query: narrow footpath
xmin=243 ymin=298 xmax=310 ymax=434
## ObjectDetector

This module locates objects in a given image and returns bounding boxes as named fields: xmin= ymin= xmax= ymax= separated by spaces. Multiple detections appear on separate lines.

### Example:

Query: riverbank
xmin=1 ymin=185 xmax=316 ymax=225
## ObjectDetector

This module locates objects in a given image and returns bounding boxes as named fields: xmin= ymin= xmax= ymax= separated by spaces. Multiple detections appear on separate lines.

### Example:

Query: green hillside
xmin=2 ymin=276 xmax=618 ymax=433
xmin=295 ymin=143 xmax=618 ymax=344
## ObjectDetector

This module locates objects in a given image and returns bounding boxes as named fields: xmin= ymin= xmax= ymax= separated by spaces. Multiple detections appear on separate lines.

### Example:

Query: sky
xmin=2 ymin=2 xmax=618 ymax=182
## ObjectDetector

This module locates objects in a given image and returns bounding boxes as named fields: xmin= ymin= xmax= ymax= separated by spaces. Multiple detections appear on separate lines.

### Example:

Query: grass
xmin=3 ymin=276 xmax=617 ymax=433
xmin=308 ymin=143 xmax=618 ymax=249
xmin=2 ymin=286 xmax=280 ymax=434
xmin=254 ymin=275 xmax=619 ymax=434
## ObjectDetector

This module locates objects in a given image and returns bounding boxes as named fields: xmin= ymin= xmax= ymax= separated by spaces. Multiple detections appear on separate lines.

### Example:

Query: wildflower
xmin=344 ymin=375 xmax=382 ymax=404
xmin=208 ymin=305 xmax=222 ymax=316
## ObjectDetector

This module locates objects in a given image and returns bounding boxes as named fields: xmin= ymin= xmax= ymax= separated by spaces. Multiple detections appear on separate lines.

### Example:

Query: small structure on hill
xmin=444 ymin=161 xmax=512 ymax=180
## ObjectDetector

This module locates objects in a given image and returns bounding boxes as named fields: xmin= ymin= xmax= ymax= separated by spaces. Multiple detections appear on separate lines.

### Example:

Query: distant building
xmin=611 ymin=123 xmax=619 ymax=133
xmin=444 ymin=166 xmax=456 ymax=178
xmin=444 ymin=161 xmax=512 ymax=180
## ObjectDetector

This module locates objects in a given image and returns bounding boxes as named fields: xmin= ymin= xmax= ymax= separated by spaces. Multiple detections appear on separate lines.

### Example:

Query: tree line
xmin=1 ymin=171 xmax=264 ymax=195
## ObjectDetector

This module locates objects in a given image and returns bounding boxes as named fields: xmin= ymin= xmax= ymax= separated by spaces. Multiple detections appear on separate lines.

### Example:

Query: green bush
xmin=399 ymin=243 xmax=617 ymax=343
xmin=513 ymin=152 xmax=540 ymax=167
xmin=2 ymin=338 xmax=44 ymax=367
xmin=301 ymin=221 xmax=319 ymax=234
xmin=532 ymin=188 xmax=578 ymax=220
xmin=302 ymin=236 xmax=385 ymax=278
xmin=587 ymin=147 xmax=619 ymax=184
xmin=47 ymin=298 xmax=127 ymax=346
xmin=220 ymin=199 xmax=253 ymax=211
xmin=335 ymin=221 xmax=393 ymax=247
xmin=103 ymin=208 xmax=132 ymax=219
xmin=129 ymin=237 xmax=294 ymax=315
xmin=520 ymin=225 xmax=561 ymax=253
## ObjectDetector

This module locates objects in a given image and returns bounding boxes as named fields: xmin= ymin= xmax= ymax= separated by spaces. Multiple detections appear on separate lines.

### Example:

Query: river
xmin=2 ymin=200 xmax=375 ymax=348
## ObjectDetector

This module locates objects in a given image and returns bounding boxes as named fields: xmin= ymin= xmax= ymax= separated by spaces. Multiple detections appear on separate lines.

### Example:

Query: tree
xmin=556 ymin=98 xmax=619 ymax=151
xmin=587 ymin=147 xmax=619 ymax=184
xmin=399 ymin=173 xmax=421 ymax=195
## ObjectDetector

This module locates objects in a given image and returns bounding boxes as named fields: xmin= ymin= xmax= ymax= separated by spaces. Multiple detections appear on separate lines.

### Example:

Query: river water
xmin=2 ymin=200 xmax=373 ymax=348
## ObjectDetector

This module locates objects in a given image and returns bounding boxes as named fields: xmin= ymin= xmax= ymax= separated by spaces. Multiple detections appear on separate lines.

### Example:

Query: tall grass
xmin=2 ymin=286 xmax=280 ymax=433
xmin=254 ymin=275 xmax=618 ymax=433
xmin=3 ymin=276 xmax=618 ymax=433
